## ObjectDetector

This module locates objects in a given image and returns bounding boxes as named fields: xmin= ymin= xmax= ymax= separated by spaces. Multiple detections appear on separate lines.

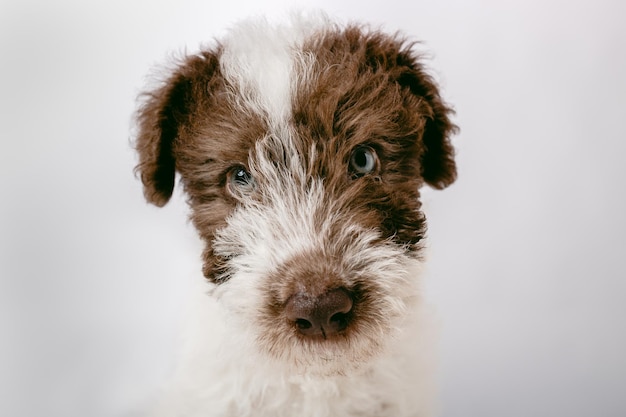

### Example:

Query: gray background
xmin=1 ymin=0 xmax=625 ymax=416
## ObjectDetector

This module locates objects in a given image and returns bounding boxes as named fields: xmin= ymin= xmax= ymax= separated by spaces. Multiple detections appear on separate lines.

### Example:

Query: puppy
xmin=134 ymin=13 xmax=457 ymax=417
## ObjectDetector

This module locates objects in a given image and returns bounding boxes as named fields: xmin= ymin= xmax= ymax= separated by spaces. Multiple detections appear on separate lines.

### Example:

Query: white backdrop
xmin=1 ymin=1 xmax=625 ymax=416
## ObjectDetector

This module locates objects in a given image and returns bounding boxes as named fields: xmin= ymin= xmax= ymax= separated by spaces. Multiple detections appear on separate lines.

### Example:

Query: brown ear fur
xmin=361 ymin=33 xmax=458 ymax=189
xmin=396 ymin=48 xmax=458 ymax=189
xmin=134 ymin=52 xmax=219 ymax=206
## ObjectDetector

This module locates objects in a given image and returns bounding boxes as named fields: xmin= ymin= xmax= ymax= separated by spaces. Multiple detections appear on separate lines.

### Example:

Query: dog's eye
xmin=227 ymin=166 xmax=255 ymax=197
xmin=349 ymin=146 xmax=379 ymax=177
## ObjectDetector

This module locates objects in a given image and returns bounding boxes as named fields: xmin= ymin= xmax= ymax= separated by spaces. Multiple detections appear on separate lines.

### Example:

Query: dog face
xmin=135 ymin=17 xmax=456 ymax=375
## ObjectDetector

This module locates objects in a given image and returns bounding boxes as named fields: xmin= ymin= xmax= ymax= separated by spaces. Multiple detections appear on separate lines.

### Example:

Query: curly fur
xmin=134 ymin=12 xmax=457 ymax=417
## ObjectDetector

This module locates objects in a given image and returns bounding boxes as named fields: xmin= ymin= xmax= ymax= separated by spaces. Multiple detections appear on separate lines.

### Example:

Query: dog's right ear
xmin=134 ymin=52 xmax=219 ymax=207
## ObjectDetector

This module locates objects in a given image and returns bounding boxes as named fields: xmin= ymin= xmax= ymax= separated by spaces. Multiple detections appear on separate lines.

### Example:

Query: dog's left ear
xmin=134 ymin=52 xmax=219 ymax=207
xmin=396 ymin=49 xmax=458 ymax=189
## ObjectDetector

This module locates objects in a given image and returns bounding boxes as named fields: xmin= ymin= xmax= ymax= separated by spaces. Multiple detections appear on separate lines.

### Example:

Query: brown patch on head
xmin=295 ymin=26 xmax=457 ymax=186
xmin=288 ymin=26 xmax=456 ymax=248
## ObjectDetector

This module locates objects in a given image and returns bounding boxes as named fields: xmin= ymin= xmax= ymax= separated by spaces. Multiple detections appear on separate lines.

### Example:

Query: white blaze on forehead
xmin=219 ymin=14 xmax=330 ymax=128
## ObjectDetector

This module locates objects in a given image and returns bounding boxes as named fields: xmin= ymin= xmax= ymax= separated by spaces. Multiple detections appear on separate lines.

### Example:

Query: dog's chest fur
xmin=135 ymin=13 xmax=456 ymax=417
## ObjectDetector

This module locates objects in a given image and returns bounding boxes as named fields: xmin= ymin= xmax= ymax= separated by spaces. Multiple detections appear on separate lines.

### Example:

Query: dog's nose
xmin=285 ymin=288 xmax=353 ymax=338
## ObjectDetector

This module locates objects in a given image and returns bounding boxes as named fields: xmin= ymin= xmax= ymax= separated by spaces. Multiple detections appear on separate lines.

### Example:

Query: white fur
xmin=219 ymin=13 xmax=328 ymax=129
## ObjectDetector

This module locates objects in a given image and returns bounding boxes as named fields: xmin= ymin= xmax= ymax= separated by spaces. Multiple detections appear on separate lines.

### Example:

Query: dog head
xmin=134 ymin=16 xmax=456 ymax=374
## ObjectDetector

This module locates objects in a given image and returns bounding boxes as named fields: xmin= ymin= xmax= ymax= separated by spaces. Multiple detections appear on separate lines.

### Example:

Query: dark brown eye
xmin=349 ymin=146 xmax=379 ymax=177
xmin=227 ymin=165 xmax=255 ymax=197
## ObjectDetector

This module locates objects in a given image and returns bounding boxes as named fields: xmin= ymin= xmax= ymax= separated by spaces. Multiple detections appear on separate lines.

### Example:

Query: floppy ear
xmin=134 ymin=52 xmax=219 ymax=206
xmin=390 ymin=47 xmax=458 ymax=189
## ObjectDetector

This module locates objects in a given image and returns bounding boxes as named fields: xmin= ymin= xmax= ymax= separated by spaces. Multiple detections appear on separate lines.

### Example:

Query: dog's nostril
xmin=330 ymin=312 xmax=349 ymax=331
xmin=295 ymin=319 xmax=312 ymax=330
xmin=285 ymin=288 xmax=354 ymax=338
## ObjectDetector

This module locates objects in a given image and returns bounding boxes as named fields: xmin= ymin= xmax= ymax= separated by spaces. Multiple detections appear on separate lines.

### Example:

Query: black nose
xmin=284 ymin=288 xmax=354 ymax=338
